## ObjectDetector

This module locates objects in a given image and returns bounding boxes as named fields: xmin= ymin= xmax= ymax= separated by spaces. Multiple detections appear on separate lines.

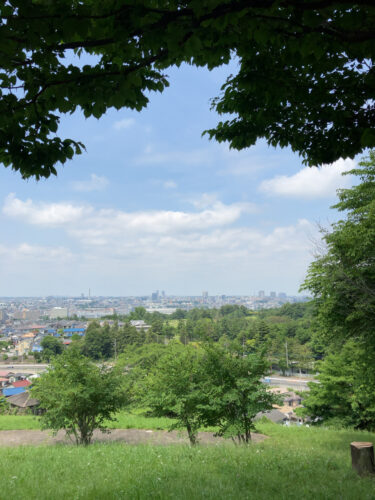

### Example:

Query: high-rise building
xmin=278 ymin=292 xmax=287 ymax=299
xmin=270 ymin=291 xmax=276 ymax=298
xmin=151 ymin=290 xmax=159 ymax=301
xmin=258 ymin=290 xmax=265 ymax=298
xmin=202 ymin=291 xmax=208 ymax=299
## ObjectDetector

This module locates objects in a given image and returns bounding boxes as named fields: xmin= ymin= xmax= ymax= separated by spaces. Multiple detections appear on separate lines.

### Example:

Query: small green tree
xmin=41 ymin=335 xmax=63 ymax=361
xmin=32 ymin=347 xmax=129 ymax=445
xmin=202 ymin=345 xmax=278 ymax=443
xmin=142 ymin=343 xmax=207 ymax=445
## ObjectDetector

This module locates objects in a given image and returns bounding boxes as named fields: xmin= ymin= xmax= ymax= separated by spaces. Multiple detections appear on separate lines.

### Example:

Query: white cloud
xmin=0 ymin=243 xmax=73 ymax=262
xmin=2 ymin=193 xmax=315 ymax=258
xmin=259 ymin=158 xmax=356 ymax=199
xmin=68 ymin=201 xmax=249 ymax=246
xmin=2 ymin=194 xmax=250 ymax=245
xmin=71 ymin=174 xmax=109 ymax=192
xmin=113 ymin=118 xmax=135 ymax=130
xmin=3 ymin=194 xmax=92 ymax=226
xmin=1 ymin=194 xmax=319 ymax=294
xmin=163 ymin=180 xmax=177 ymax=189
xmin=0 ymin=193 xmax=319 ymax=295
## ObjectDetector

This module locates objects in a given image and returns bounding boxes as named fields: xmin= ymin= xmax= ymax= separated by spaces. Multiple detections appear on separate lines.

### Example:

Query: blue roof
xmin=3 ymin=387 xmax=26 ymax=397
xmin=63 ymin=328 xmax=85 ymax=333
xmin=32 ymin=346 xmax=43 ymax=352
xmin=47 ymin=329 xmax=57 ymax=334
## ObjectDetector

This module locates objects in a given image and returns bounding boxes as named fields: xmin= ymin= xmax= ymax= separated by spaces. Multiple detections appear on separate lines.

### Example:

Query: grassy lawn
xmin=0 ymin=417 xmax=374 ymax=498
xmin=0 ymin=411 xmax=220 ymax=432
xmin=0 ymin=411 xmax=176 ymax=431
xmin=0 ymin=424 xmax=374 ymax=499
xmin=0 ymin=415 xmax=41 ymax=430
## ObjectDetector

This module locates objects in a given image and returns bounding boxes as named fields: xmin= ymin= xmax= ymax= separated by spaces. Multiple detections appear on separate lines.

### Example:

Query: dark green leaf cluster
xmin=2 ymin=2 xmax=375 ymax=177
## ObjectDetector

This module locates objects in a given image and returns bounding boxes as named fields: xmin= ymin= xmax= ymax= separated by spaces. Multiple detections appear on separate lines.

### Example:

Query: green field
xmin=0 ymin=411 xmax=175 ymax=431
xmin=0 ymin=417 xmax=375 ymax=499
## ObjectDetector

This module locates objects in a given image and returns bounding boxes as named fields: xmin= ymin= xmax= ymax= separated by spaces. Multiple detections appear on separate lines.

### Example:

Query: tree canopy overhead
xmin=2 ymin=1 xmax=375 ymax=178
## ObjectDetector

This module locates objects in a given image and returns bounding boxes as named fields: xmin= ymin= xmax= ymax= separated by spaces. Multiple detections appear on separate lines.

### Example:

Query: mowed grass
xmin=1 ymin=424 xmax=375 ymax=499
xmin=0 ymin=411 xmax=175 ymax=431
xmin=0 ymin=411 xmax=218 ymax=432
xmin=0 ymin=421 xmax=374 ymax=498
xmin=0 ymin=415 xmax=40 ymax=430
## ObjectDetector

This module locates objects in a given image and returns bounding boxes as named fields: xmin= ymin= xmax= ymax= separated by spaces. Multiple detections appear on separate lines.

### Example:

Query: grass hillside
xmin=0 ymin=416 xmax=375 ymax=499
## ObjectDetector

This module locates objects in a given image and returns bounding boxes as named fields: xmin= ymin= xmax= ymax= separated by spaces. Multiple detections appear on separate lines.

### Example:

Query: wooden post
xmin=350 ymin=442 xmax=375 ymax=476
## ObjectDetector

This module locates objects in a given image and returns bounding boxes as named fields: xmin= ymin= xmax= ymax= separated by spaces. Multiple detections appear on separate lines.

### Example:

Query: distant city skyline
xmin=0 ymin=290 xmax=306 ymax=299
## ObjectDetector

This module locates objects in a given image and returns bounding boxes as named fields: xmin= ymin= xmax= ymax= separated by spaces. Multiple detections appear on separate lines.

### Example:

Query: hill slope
xmin=0 ymin=422 xmax=374 ymax=499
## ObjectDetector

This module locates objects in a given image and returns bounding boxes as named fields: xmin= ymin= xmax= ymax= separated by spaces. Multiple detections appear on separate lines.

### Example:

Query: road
xmin=263 ymin=376 xmax=316 ymax=391
xmin=0 ymin=363 xmax=48 ymax=373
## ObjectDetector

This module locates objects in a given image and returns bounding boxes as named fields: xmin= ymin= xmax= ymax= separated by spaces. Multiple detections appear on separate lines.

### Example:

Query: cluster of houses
xmin=0 ymin=319 xmax=153 ymax=359
xmin=0 ymin=322 xmax=87 ymax=357
xmin=256 ymin=387 xmax=305 ymax=425
xmin=0 ymin=370 xmax=39 ymax=413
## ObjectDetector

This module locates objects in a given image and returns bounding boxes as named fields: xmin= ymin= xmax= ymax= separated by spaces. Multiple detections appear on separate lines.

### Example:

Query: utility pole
xmin=285 ymin=341 xmax=289 ymax=371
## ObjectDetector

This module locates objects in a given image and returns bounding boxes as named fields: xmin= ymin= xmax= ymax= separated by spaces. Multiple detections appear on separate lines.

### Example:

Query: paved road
xmin=0 ymin=363 xmax=48 ymax=373
xmin=263 ymin=376 xmax=316 ymax=390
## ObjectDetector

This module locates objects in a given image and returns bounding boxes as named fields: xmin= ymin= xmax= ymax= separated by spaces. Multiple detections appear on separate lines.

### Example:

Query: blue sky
xmin=0 ymin=63 xmax=358 ymax=296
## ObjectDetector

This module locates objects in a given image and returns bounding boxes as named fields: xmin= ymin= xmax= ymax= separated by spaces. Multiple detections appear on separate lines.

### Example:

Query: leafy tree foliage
xmin=41 ymin=302 xmax=316 ymax=375
xmin=2 ymin=2 xmax=375 ymax=178
xmin=302 ymin=152 xmax=375 ymax=347
xmin=297 ymin=152 xmax=375 ymax=429
xmin=40 ymin=335 xmax=63 ymax=361
xmin=0 ymin=395 xmax=10 ymax=415
xmin=298 ymin=340 xmax=375 ymax=430
xmin=202 ymin=345 xmax=278 ymax=443
xmin=128 ymin=307 xmax=148 ymax=320
xmin=82 ymin=322 xmax=113 ymax=360
xmin=138 ymin=342 xmax=278 ymax=444
xmin=32 ymin=347 xmax=128 ymax=445
xmin=141 ymin=343 xmax=207 ymax=445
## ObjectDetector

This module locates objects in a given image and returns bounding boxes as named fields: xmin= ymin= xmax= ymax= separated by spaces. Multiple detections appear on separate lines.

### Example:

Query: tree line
xmin=38 ymin=300 xmax=318 ymax=378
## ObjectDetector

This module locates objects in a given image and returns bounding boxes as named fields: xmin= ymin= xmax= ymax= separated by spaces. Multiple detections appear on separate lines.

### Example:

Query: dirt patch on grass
xmin=0 ymin=428 xmax=268 ymax=447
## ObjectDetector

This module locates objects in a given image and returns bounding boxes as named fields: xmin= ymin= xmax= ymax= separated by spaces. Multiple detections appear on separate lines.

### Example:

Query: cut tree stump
xmin=350 ymin=442 xmax=375 ymax=476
